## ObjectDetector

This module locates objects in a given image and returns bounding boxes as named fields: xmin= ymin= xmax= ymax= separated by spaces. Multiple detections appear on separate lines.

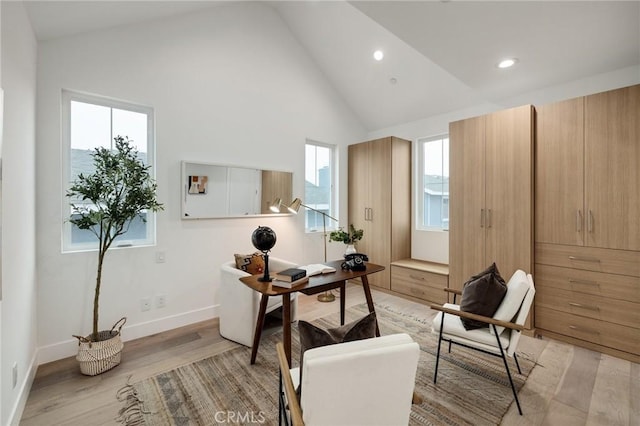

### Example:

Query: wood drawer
xmin=391 ymin=265 xmax=448 ymax=304
xmin=536 ymin=243 xmax=640 ymax=277
xmin=534 ymin=264 xmax=640 ymax=303
xmin=535 ymin=306 xmax=640 ymax=356
xmin=535 ymin=286 xmax=640 ymax=328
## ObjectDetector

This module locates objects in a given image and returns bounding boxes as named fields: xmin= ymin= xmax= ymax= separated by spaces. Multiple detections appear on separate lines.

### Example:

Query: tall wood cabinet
xmin=534 ymin=84 xmax=640 ymax=362
xmin=449 ymin=105 xmax=534 ymax=292
xmin=348 ymin=137 xmax=411 ymax=289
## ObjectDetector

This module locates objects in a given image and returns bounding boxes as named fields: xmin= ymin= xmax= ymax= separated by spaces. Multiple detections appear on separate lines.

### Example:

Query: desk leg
xmin=340 ymin=281 xmax=346 ymax=325
xmin=283 ymin=294 xmax=292 ymax=366
xmin=361 ymin=275 xmax=380 ymax=337
xmin=250 ymin=294 xmax=269 ymax=365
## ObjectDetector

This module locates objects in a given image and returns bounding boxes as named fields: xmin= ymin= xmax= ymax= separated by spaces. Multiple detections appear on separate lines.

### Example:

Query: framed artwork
xmin=188 ymin=175 xmax=208 ymax=194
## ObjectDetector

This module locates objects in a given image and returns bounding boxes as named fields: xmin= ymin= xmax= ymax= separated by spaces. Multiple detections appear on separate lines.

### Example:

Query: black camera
xmin=341 ymin=253 xmax=368 ymax=271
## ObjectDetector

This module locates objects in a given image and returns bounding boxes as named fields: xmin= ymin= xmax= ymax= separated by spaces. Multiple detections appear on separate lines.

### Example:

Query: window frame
xmin=61 ymin=90 xmax=157 ymax=253
xmin=415 ymin=134 xmax=449 ymax=232
xmin=304 ymin=139 xmax=337 ymax=233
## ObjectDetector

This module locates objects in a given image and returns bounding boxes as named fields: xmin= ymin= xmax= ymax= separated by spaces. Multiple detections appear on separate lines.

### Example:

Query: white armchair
xmin=219 ymin=257 xmax=298 ymax=347
xmin=277 ymin=333 xmax=420 ymax=426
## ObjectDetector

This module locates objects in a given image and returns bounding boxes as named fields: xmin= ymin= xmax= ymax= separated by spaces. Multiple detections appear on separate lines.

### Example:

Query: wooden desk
xmin=240 ymin=260 xmax=385 ymax=365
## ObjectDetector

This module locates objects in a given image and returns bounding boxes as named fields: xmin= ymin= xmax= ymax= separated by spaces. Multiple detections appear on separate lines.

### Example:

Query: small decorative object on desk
xmin=329 ymin=224 xmax=364 ymax=255
xmin=251 ymin=226 xmax=277 ymax=282
xmin=342 ymin=253 xmax=368 ymax=271
xmin=274 ymin=268 xmax=306 ymax=283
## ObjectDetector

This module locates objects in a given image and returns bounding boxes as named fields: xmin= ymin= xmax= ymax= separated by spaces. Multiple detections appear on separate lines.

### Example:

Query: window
xmin=304 ymin=141 xmax=336 ymax=232
xmin=62 ymin=90 xmax=156 ymax=252
xmin=416 ymin=135 xmax=449 ymax=231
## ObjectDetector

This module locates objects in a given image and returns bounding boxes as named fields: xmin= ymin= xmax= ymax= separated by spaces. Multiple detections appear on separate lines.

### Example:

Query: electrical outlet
xmin=12 ymin=363 xmax=17 ymax=389
xmin=156 ymin=294 xmax=166 ymax=308
xmin=140 ymin=297 xmax=152 ymax=312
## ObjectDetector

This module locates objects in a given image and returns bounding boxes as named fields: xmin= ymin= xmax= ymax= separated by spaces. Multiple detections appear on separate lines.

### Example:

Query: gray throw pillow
xmin=296 ymin=312 xmax=377 ymax=396
xmin=459 ymin=263 xmax=507 ymax=330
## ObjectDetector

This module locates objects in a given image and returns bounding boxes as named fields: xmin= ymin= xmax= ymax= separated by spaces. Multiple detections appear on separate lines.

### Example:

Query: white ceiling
xmin=22 ymin=1 xmax=640 ymax=132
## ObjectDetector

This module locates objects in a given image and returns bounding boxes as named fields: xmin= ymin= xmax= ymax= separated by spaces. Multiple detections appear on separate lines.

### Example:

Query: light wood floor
xmin=21 ymin=285 xmax=639 ymax=425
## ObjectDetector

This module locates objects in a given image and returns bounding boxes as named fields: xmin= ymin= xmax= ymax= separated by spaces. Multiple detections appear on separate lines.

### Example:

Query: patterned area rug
xmin=117 ymin=303 xmax=537 ymax=425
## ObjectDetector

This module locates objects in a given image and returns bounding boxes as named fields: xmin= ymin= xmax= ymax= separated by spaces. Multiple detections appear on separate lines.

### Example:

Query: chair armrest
xmin=276 ymin=343 xmax=304 ymax=426
xmin=443 ymin=288 xmax=462 ymax=304
xmin=429 ymin=304 xmax=524 ymax=331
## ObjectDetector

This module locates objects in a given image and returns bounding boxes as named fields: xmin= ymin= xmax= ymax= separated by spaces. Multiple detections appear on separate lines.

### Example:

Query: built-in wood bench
xmin=390 ymin=259 xmax=449 ymax=305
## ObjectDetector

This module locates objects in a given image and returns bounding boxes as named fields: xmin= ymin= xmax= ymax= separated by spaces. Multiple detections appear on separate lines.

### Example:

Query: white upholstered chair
xmin=219 ymin=257 xmax=298 ymax=347
xmin=277 ymin=333 xmax=420 ymax=426
xmin=430 ymin=269 xmax=535 ymax=415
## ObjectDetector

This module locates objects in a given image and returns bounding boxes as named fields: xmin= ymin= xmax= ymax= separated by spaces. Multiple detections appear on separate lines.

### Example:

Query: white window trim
xmin=304 ymin=139 xmax=338 ymax=233
xmin=415 ymin=134 xmax=449 ymax=232
xmin=61 ymin=89 xmax=157 ymax=252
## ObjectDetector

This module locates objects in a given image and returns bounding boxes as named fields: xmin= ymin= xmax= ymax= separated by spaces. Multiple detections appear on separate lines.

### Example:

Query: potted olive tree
xmin=68 ymin=136 xmax=163 ymax=375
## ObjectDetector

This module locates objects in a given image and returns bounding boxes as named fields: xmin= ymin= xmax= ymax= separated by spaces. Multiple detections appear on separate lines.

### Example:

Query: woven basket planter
xmin=74 ymin=317 xmax=126 ymax=376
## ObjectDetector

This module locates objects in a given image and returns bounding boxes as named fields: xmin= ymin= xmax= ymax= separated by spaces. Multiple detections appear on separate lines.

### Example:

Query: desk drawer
xmin=535 ymin=264 xmax=640 ymax=303
xmin=535 ymin=306 xmax=640 ymax=355
xmin=536 ymin=243 xmax=640 ymax=277
xmin=391 ymin=266 xmax=448 ymax=304
xmin=535 ymin=286 xmax=639 ymax=328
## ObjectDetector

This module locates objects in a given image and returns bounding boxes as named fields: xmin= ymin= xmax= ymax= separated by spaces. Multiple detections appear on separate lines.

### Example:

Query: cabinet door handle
xmin=576 ymin=210 xmax=582 ymax=232
xmin=480 ymin=209 xmax=485 ymax=228
xmin=569 ymin=325 xmax=600 ymax=335
xmin=569 ymin=279 xmax=599 ymax=286
xmin=487 ymin=209 xmax=492 ymax=228
xmin=568 ymin=302 xmax=600 ymax=311
xmin=369 ymin=208 xmax=373 ymax=222
xmin=568 ymin=256 xmax=601 ymax=263
xmin=409 ymin=274 xmax=425 ymax=281
xmin=588 ymin=210 xmax=594 ymax=233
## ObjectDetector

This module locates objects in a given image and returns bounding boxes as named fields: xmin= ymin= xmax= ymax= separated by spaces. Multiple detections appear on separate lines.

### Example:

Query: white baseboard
xmin=8 ymin=351 xmax=38 ymax=426
xmin=37 ymin=305 xmax=219 ymax=365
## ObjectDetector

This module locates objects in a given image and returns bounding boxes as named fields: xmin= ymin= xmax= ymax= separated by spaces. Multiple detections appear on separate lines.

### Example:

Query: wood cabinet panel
xmin=449 ymin=106 xmax=533 ymax=292
xmin=535 ymin=286 xmax=639 ymax=328
xmin=536 ymin=306 xmax=640 ymax=356
xmin=535 ymin=97 xmax=584 ymax=245
xmin=449 ymin=116 xmax=486 ymax=291
xmin=535 ymin=243 xmax=640 ymax=277
xmin=391 ymin=265 xmax=448 ymax=304
xmin=485 ymin=105 xmax=534 ymax=281
xmin=348 ymin=137 xmax=410 ymax=290
xmin=584 ymin=85 xmax=640 ymax=251
xmin=535 ymin=264 xmax=640 ymax=303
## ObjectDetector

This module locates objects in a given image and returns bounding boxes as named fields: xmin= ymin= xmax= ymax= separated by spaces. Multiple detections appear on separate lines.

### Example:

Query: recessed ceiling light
xmin=497 ymin=58 xmax=518 ymax=69
xmin=373 ymin=50 xmax=384 ymax=61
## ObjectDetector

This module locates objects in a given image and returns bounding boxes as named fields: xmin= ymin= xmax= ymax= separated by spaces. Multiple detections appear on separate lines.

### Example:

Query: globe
xmin=252 ymin=226 xmax=276 ymax=252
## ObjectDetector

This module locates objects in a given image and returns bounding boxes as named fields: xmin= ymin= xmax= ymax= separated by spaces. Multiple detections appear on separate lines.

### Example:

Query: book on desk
xmin=273 ymin=268 xmax=306 ymax=283
xmin=272 ymin=275 xmax=309 ymax=289
xmin=300 ymin=264 xmax=336 ymax=276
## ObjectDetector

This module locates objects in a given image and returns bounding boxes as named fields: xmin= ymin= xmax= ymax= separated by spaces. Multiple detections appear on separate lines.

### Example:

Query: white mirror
xmin=181 ymin=161 xmax=293 ymax=219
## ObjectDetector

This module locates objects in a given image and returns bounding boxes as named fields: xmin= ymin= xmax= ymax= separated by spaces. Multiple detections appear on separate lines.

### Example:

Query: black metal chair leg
xmin=434 ymin=314 xmax=445 ymax=384
xmin=492 ymin=325 xmax=523 ymax=415
xmin=514 ymin=352 xmax=522 ymax=374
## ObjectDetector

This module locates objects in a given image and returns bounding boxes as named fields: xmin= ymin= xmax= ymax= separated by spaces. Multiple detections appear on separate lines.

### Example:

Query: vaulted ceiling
xmin=23 ymin=1 xmax=640 ymax=132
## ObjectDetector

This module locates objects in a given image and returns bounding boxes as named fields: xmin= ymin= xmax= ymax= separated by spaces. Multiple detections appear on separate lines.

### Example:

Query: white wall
xmin=368 ymin=65 xmax=640 ymax=264
xmin=1 ymin=2 xmax=38 ymax=425
xmin=36 ymin=2 xmax=365 ymax=364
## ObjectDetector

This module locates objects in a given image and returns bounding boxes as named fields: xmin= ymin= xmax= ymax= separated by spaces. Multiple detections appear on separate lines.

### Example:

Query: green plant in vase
xmin=329 ymin=224 xmax=364 ymax=254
